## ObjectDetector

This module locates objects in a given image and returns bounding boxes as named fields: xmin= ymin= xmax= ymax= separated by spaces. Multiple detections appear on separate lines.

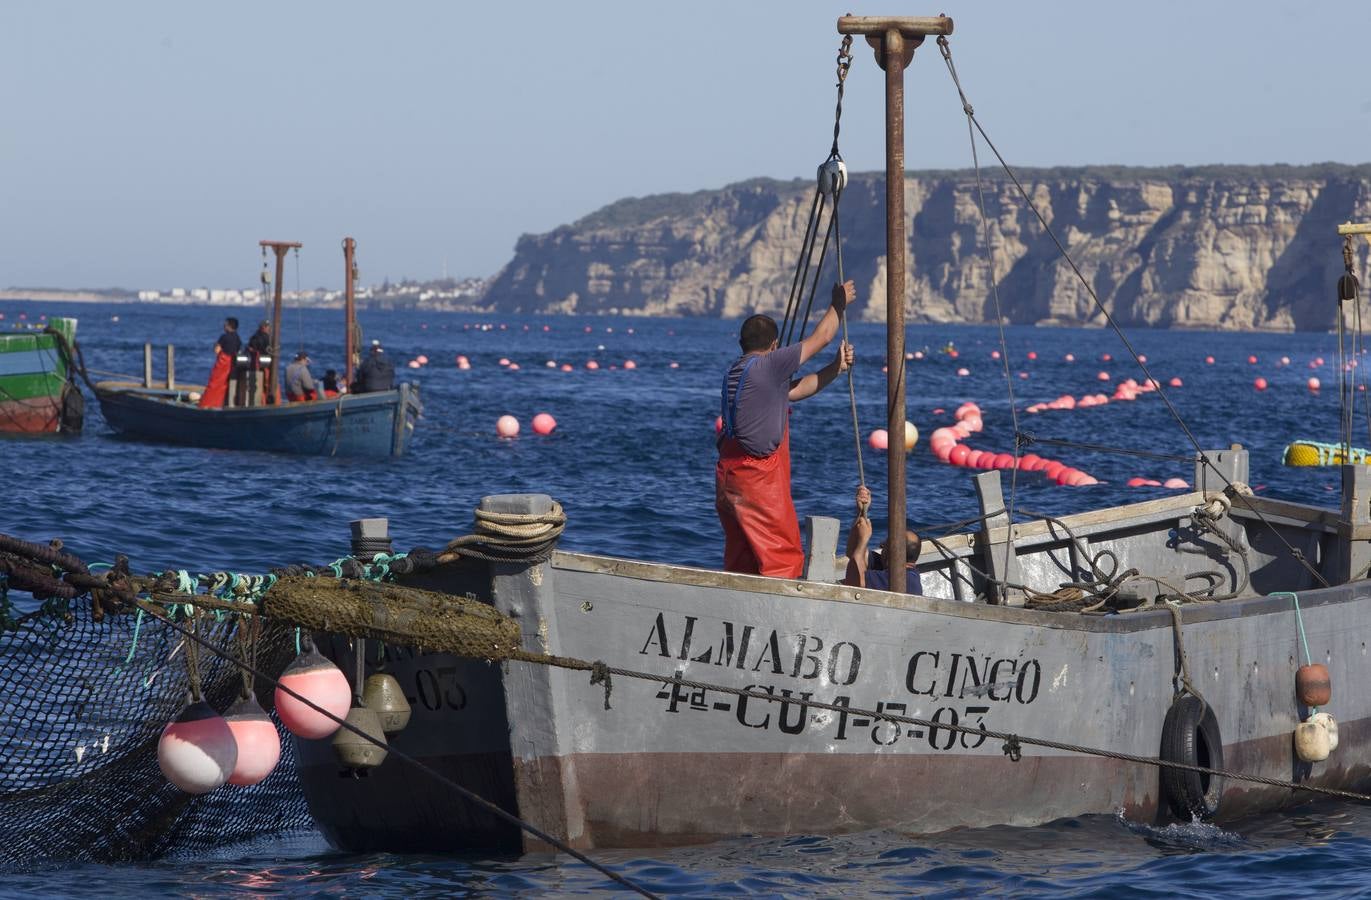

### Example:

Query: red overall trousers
xmin=715 ymin=425 xmax=804 ymax=579
xmin=197 ymin=350 xmax=232 ymax=409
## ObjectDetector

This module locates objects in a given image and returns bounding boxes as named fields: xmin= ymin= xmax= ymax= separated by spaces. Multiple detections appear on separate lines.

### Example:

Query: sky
xmin=2 ymin=1 xmax=1368 ymax=291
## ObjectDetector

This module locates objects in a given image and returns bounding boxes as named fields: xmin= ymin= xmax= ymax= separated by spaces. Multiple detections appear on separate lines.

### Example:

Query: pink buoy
xmin=714 ymin=416 xmax=723 ymax=435
xmin=960 ymin=414 xmax=983 ymax=433
xmin=274 ymin=646 xmax=352 ymax=740
xmin=1126 ymin=476 xmax=1149 ymax=487
xmin=508 ymin=363 xmax=520 ymax=371
xmin=1018 ymin=372 xmax=1029 ymax=379
xmin=158 ymin=701 xmax=238 ymax=794
xmin=913 ymin=351 xmax=924 ymax=360
xmin=1315 ymin=357 xmax=1325 ymax=367
xmin=1027 ymin=351 xmax=1037 ymax=360
xmin=869 ymin=429 xmax=889 ymax=451
xmin=1018 ymin=453 xmax=1043 ymax=471
xmin=223 ymin=695 xmax=281 ymax=787
xmin=416 ymin=355 xmax=429 ymax=365
xmin=1101 ymin=353 xmax=1112 ymax=362
xmin=947 ymin=349 xmax=959 ymax=359
xmin=496 ymin=415 xmax=520 ymax=437
xmin=1097 ymin=371 xmax=1110 ymax=381
xmin=624 ymin=360 xmax=637 ymax=370
xmin=1254 ymin=377 xmax=1269 ymax=391
xmin=1137 ymin=355 xmax=1147 ymax=363
xmin=1308 ymin=377 xmax=1321 ymax=391
xmin=1163 ymin=477 xmax=1189 ymax=489
xmin=964 ymin=450 xmax=985 ymax=468
xmin=669 ymin=361 xmax=680 ymax=369
xmin=584 ymin=326 xmax=593 ymax=333
xmin=586 ymin=360 xmax=600 ymax=370
xmin=498 ymin=357 xmax=510 ymax=366
xmin=406 ymin=360 xmax=421 ymax=369
xmin=543 ymin=325 xmax=551 ymax=332
xmin=1248 ymin=355 xmax=1258 ymax=364
xmin=956 ymin=367 xmax=970 ymax=377
xmin=992 ymin=452 xmax=1016 ymax=470
xmin=1169 ymin=377 xmax=1183 ymax=387
xmin=933 ymin=441 xmax=954 ymax=461
xmin=948 ymin=444 xmax=971 ymax=466
xmin=532 ymin=413 xmax=557 ymax=435
xmin=991 ymin=350 xmax=1001 ymax=360
xmin=1280 ymin=356 xmax=1291 ymax=366
xmin=1064 ymin=353 xmax=1075 ymax=362
xmin=561 ymin=364 xmax=573 ymax=372
xmin=1042 ymin=461 xmax=1066 ymax=481
xmin=1205 ymin=355 xmax=1215 ymax=365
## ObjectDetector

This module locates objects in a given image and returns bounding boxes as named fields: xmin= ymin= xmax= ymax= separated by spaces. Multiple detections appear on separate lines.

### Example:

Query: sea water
xmin=1 ymin=301 xmax=1364 ymax=896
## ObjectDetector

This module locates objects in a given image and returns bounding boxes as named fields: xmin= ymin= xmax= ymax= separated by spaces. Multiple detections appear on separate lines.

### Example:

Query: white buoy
xmin=158 ymin=701 xmax=238 ymax=794
xmin=1311 ymin=711 xmax=1339 ymax=752
xmin=1294 ymin=717 xmax=1331 ymax=763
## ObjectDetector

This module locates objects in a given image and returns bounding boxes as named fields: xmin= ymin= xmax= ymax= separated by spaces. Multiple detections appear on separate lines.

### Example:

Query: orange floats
xmin=1308 ymin=377 xmax=1321 ymax=391
xmin=158 ymin=701 xmax=238 ymax=794
xmin=1248 ymin=355 xmax=1258 ymax=364
xmin=1169 ymin=377 xmax=1183 ymax=387
xmin=223 ymin=695 xmax=282 ymax=787
xmin=1297 ymin=663 xmax=1331 ymax=707
xmin=1163 ymin=477 xmax=1189 ymax=489
xmin=274 ymin=646 xmax=352 ymax=740
xmin=1254 ymin=377 xmax=1269 ymax=391
xmin=869 ymin=429 xmax=889 ymax=451
xmin=532 ymin=413 xmax=557 ymax=435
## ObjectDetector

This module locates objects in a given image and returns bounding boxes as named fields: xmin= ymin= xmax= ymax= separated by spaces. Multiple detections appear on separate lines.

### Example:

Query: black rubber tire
xmin=1159 ymin=693 xmax=1224 ymax=820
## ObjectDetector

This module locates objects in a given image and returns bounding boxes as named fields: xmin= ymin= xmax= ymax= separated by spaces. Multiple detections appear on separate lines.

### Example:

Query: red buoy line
xmin=925 ymin=402 xmax=1100 ymax=486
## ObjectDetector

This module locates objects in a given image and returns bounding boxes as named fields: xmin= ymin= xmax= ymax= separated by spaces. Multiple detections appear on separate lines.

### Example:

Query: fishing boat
xmin=93 ymin=239 xmax=422 ymax=457
xmin=0 ymin=316 xmax=83 ymax=434
xmin=286 ymin=17 xmax=1371 ymax=851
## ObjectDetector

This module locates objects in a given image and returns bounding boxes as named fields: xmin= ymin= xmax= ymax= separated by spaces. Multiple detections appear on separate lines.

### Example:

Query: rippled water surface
xmin=2 ymin=301 xmax=1366 ymax=896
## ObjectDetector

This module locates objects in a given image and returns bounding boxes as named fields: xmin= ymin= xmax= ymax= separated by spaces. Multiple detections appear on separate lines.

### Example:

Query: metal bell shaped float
xmin=332 ymin=703 xmax=388 ymax=770
xmin=363 ymin=673 xmax=412 ymax=734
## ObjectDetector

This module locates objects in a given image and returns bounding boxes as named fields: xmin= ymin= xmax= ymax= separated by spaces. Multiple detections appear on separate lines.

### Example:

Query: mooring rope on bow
xmin=935 ymin=35 xmax=1331 ymax=591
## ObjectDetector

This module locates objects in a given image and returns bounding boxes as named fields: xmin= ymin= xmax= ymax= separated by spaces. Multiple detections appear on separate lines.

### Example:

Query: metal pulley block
xmin=818 ymin=158 xmax=848 ymax=196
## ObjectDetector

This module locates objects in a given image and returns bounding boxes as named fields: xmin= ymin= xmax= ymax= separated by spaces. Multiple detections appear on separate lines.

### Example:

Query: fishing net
xmin=0 ymin=597 xmax=312 ymax=870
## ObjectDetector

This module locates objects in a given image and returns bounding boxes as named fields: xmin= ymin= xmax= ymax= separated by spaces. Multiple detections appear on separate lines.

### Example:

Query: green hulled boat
xmin=0 ymin=317 xmax=83 ymax=434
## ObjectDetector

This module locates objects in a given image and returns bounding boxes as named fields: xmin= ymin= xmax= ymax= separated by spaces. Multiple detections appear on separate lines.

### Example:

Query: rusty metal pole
xmin=343 ymin=237 xmax=357 ymax=387
xmin=881 ymin=28 xmax=910 ymax=594
xmin=839 ymin=14 xmax=952 ymax=594
xmin=260 ymin=240 xmax=302 ymax=406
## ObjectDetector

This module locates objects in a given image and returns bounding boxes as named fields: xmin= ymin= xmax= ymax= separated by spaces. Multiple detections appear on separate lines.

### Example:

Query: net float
xmin=158 ymin=700 xmax=238 ymax=794
xmin=274 ymin=646 xmax=352 ymax=740
xmin=223 ymin=695 xmax=282 ymax=787
xmin=1296 ymin=663 xmax=1331 ymax=707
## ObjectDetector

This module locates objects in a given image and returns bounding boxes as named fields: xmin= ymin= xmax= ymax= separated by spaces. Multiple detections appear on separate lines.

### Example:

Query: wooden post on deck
xmin=838 ymin=14 xmax=953 ymax=594
xmin=260 ymin=240 xmax=303 ymax=405
xmin=165 ymin=345 xmax=175 ymax=391
xmin=1339 ymin=464 xmax=1371 ymax=583
xmin=143 ymin=343 xmax=152 ymax=388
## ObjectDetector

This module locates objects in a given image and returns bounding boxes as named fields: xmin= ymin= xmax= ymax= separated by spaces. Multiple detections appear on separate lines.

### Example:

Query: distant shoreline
xmin=0 ymin=291 xmax=130 ymax=303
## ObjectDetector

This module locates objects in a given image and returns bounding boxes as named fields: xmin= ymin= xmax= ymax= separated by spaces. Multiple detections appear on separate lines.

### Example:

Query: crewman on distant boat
xmin=242 ymin=320 xmax=273 ymax=403
xmin=351 ymin=341 xmax=395 ymax=393
xmin=321 ymin=369 xmax=342 ymax=398
xmin=716 ymin=281 xmax=857 ymax=578
xmin=843 ymin=485 xmax=923 ymax=594
xmin=285 ymin=351 xmax=317 ymax=402
xmin=197 ymin=317 xmax=240 ymax=409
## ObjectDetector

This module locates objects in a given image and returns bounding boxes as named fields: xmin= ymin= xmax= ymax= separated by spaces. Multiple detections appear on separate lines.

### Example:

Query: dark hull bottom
xmin=299 ymin=719 xmax=1371 ymax=852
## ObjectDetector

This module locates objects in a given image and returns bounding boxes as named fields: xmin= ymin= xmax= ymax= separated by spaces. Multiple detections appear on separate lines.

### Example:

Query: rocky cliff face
xmin=484 ymin=166 xmax=1371 ymax=330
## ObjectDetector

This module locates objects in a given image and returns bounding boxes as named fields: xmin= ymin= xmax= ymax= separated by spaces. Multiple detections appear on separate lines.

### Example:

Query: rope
xmin=1272 ymin=590 xmax=1317 ymax=669
xmin=936 ymin=36 xmax=1332 ymax=592
xmin=441 ymin=503 xmax=567 ymax=565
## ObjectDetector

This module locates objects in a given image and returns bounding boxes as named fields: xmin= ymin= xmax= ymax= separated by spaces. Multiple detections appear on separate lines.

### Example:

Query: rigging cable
xmin=936 ymin=35 xmax=1330 ymax=589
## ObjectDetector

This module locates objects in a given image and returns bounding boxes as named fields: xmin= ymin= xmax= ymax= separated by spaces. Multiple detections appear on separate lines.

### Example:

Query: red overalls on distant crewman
xmin=715 ymin=282 xmax=857 ymax=579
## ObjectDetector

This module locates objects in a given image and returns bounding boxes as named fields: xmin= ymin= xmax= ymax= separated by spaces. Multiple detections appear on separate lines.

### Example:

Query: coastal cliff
xmin=484 ymin=165 xmax=1371 ymax=330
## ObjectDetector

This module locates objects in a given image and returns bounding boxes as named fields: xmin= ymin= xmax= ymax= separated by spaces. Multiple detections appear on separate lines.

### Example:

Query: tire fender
xmin=1159 ymin=693 xmax=1224 ymax=819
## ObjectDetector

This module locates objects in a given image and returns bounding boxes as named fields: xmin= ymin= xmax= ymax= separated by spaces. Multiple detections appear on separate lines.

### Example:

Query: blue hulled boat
xmin=93 ymin=381 xmax=420 ymax=457
xmin=94 ymin=237 xmax=421 ymax=457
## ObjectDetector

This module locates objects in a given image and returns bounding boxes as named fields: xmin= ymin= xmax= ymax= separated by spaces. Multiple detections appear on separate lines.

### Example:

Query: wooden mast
xmin=343 ymin=237 xmax=357 ymax=388
xmin=259 ymin=240 xmax=302 ymax=406
xmin=837 ymin=14 xmax=952 ymax=593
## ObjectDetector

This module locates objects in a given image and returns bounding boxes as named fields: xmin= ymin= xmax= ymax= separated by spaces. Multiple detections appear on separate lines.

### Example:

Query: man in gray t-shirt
xmin=716 ymin=280 xmax=857 ymax=578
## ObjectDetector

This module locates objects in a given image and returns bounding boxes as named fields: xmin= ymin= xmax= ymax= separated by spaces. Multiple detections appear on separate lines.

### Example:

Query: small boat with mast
xmin=93 ymin=238 xmax=422 ymax=457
